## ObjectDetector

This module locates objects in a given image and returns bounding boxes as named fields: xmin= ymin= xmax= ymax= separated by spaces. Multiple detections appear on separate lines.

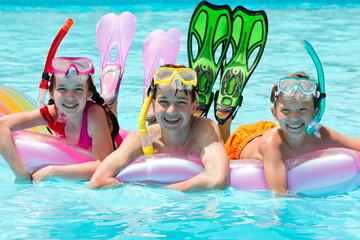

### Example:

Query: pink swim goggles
xmin=51 ymin=57 xmax=94 ymax=75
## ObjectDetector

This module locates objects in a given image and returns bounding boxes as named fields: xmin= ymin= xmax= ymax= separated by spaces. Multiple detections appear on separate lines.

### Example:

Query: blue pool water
xmin=1 ymin=0 xmax=360 ymax=239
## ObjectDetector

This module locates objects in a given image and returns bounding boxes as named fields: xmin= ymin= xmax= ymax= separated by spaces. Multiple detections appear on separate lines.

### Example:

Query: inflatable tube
xmin=230 ymin=148 xmax=360 ymax=196
xmin=116 ymin=148 xmax=360 ymax=196
xmin=116 ymin=153 xmax=204 ymax=183
xmin=0 ymin=129 xmax=130 ymax=173
xmin=1 ymin=123 xmax=359 ymax=196
xmin=0 ymin=130 xmax=93 ymax=172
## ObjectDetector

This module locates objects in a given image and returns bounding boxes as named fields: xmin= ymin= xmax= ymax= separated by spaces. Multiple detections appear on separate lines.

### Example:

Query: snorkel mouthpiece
xmin=306 ymin=121 xmax=322 ymax=138
xmin=302 ymin=40 xmax=326 ymax=137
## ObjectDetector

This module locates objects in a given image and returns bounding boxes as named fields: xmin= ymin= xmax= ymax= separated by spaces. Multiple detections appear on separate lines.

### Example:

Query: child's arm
xmin=0 ymin=109 xmax=46 ymax=182
xmin=32 ymin=161 xmax=101 ymax=181
xmin=260 ymin=133 xmax=288 ymax=194
xmin=166 ymin=119 xmax=229 ymax=192
xmin=90 ymin=130 xmax=143 ymax=188
xmin=322 ymin=126 xmax=360 ymax=151
xmin=88 ymin=105 xmax=115 ymax=161
xmin=32 ymin=105 xmax=115 ymax=181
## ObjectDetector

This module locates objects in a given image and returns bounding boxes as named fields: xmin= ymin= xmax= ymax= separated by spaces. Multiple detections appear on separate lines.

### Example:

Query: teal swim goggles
xmin=276 ymin=77 xmax=319 ymax=97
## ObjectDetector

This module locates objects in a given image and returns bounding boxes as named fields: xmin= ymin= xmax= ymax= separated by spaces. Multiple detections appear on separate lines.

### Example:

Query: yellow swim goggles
xmin=153 ymin=67 xmax=197 ymax=89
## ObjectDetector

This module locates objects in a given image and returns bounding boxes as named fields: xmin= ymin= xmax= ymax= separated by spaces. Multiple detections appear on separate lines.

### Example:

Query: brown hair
xmin=270 ymin=72 xmax=320 ymax=109
xmin=48 ymin=75 xmax=119 ymax=149
xmin=147 ymin=64 xmax=198 ymax=103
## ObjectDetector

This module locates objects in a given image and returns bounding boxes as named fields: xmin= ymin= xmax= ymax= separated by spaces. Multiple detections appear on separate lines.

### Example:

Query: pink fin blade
xmin=96 ymin=12 xmax=136 ymax=105
xmin=142 ymin=28 xmax=182 ymax=94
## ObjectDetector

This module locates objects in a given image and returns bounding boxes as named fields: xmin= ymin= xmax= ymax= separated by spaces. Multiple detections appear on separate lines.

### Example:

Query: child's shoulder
xmin=87 ymin=103 xmax=108 ymax=125
xmin=191 ymin=116 xmax=222 ymax=142
xmin=193 ymin=115 xmax=216 ymax=126
xmin=192 ymin=116 xmax=218 ymax=132
xmin=318 ymin=125 xmax=350 ymax=143
xmin=261 ymin=125 xmax=280 ymax=138
xmin=88 ymin=103 xmax=105 ymax=115
xmin=259 ymin=126 xmax=282 ymax=147
xmin=44 ymin=104 xmax=57 ymax=118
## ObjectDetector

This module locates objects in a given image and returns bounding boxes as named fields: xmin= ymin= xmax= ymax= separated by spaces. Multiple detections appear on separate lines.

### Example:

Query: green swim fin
xmin=187 ymin=1 xmax=232 ymax=117
xmin=215 ymin=6 xmax=268 ymax=124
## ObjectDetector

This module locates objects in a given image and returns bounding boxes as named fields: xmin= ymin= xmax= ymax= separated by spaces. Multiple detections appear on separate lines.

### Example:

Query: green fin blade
xmin=187 ymin=1 xmax=232 ymax=116
xmin=215 ymin=6 xmax=268 ymax=119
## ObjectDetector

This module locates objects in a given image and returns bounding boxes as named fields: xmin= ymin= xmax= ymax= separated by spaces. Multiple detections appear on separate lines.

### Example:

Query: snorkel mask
xmin=153 ymin=67 xmax=197 ymax=91
xmin=275 ymin=40 xmax=326 ymax=138
xmin=277 ymin=77 xmax=319 ymax=99
xmin=51 ymin=57 xmax=95 ymax=77
xmin=138 ymin=66 xmax=198 ymax=155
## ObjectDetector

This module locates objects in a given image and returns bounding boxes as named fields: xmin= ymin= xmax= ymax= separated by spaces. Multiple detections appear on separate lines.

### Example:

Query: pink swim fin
xmin=142 ymin=28 xmax=182 ymax=95
xmin=142 ymin=28 xmax=182 ymax=122
xmin=96 ymin=12 xmax=136 ymax=106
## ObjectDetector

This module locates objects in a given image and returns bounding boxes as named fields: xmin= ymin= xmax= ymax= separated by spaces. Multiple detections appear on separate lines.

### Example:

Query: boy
xmin=225 ymin=72 xmax=360 ymax=194
xmin=90 ymin=64 xmax=229 ymax=192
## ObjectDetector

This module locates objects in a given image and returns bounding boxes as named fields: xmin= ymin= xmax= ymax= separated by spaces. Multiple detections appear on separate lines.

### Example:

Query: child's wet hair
xmin=147 ymin=64 xmax=198 ymax=102
xmin=270 ymin=72 xmax=320 ymax=109
xmin=48 ymin=75 xmax=119 ymax=149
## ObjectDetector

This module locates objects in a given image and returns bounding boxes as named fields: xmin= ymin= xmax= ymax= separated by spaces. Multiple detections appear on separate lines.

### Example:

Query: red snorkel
xmin=37 ymin=18 xmax=74 ymax=107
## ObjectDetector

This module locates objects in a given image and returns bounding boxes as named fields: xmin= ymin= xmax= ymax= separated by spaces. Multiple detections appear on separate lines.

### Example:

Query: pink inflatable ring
xmin=0 ymin=128 xmax=359 ymax=196
xmin=229 ymin=148 xmax=360 ymax=196
xmin=116 ymin=148 xmax=360 ymax=196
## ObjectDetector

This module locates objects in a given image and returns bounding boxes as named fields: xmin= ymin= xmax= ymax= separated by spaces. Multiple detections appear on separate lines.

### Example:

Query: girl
xmin=0 ymin=57 xmax=119 ymax=182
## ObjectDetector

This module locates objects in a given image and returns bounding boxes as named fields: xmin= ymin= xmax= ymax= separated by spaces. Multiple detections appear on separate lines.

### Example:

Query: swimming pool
xmin=1 ymin=0 xmax=360 ymax=239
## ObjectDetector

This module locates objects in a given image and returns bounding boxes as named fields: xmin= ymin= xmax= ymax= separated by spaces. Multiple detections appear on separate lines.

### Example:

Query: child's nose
xmin=289 ymin=111 xmax=298 ymax=119
xmin=65 ymin=90 xmax=75 ymax=98
xmin=166 ymin=103 xmax=177 ymax=114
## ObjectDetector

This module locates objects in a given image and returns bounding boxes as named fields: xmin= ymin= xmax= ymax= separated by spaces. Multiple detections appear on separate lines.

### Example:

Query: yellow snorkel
xmin=138 ymin=92 xmax=154 ymax=155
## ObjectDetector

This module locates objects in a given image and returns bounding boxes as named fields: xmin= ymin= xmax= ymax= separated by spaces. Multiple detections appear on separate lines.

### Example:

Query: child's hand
xmin=32 ymin=166 xmax=56 ymax=182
